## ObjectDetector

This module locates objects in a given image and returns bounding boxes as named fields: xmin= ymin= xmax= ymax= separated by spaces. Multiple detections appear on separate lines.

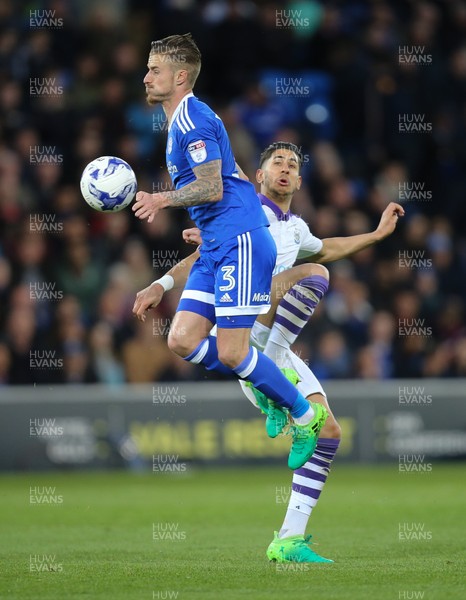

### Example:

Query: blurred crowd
xmin=0 ymin=0 xmax=465 ymax=385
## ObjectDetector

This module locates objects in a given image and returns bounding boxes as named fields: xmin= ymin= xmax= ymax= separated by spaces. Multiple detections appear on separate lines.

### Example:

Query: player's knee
xmin=301 ymin=262 xmax=329 ymax=282
xmin=167 ymin=329 xmax=191 ymax=358
xmin=321 ymin=414 xmax=342 ymax=439
xmin=314 ymin=263 xmax=329 ymax=281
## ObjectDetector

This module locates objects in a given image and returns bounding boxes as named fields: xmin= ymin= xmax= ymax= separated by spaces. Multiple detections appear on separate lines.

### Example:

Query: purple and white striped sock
xmin=279 ymin=438 xmax=340 ymax=539
xmin=264 ymin=275 xmax=329 ymax=367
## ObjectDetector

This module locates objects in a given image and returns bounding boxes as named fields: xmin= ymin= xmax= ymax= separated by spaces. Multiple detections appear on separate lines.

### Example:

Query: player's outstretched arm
xmin=132 ymin=160 xmax=223 ymax=223
xmin=312 ymin=202 xmax=405 ymax=264
xmin=132 ymin=248 xmax=200 ymax=321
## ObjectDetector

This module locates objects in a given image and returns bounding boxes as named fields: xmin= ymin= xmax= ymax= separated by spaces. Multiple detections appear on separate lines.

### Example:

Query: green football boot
xmin=288 ymin=402 xmax=329 ymax=470
xmin=244 ymin=382 xmax=269 ymax=415
xmin=246 ymin=368 xmax=301 ymax=438
xmin=266 ymin=531 xmax=333 ymax=563
xmin=266 ymin=368 xmax=301 ymax=438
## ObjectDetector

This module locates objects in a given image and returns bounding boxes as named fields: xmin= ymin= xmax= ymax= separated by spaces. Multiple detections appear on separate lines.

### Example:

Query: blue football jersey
xmin=165 ymin=93 xmax=268 ymax=251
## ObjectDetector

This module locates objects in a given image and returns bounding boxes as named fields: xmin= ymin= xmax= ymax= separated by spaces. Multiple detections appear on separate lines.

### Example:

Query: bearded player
xmin=132 ymin=34 xmax=330 ymax=471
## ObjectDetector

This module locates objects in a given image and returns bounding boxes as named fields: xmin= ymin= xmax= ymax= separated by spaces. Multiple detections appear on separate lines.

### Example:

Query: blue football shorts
xmin=176 ymin=226 xmax=277 ymax=329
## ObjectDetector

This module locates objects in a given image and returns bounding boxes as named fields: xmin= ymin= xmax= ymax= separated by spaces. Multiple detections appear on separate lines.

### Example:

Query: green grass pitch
xmin=0 ymin=464 xmax=464 ymax=600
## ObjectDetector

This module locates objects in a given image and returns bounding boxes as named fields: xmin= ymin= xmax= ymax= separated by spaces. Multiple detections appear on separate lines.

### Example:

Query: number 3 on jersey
xmin=219 ymin=265 xmax=236 ymax=291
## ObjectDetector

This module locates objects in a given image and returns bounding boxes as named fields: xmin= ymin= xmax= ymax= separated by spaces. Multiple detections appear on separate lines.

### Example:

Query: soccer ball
xmin=80 ymin=156 xmax=137 ymax=212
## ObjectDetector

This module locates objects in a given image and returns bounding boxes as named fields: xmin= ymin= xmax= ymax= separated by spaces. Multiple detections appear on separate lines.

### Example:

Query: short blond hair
xmin=150 ymin=33 xmax=201 ymax=87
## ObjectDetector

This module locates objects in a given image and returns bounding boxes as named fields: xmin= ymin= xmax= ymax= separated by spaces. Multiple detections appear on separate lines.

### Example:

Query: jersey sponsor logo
xmin=252 ymin=292 xmax=271 ymax=303
xmin=219 ymin=292 xmax=233 ymax=303
xmin=273 ymin=264 xmax=291 ymax=275
xmin=167 ymin=161 xmax=178 ymax=175
xmin=188 ymin=140 xmax=207 ymax=163
xmin=167 ymin=137 xmax=173 ymax=154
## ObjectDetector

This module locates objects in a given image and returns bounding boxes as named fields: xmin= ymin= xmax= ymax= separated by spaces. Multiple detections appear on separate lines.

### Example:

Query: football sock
xmin=264 ymin=275 xmax=329 ymax=368
xmin=184 ymin=335 xmax=232 ymax=375
xmin=184 ymin=338 xmax=312 ymax=419
xmin=279 ymin=438 xmax=340 ymax=538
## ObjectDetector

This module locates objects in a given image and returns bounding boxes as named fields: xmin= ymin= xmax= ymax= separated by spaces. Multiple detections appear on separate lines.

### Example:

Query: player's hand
xmin=132 ymin=192 xmax=164 ymax=223
xmin=375 ymin=202 xmax=405 ymax=240
xmin=183 ymin=227 xmax=203 ymax=245
xmin=132 ymin=282 xmax=164 ymax=322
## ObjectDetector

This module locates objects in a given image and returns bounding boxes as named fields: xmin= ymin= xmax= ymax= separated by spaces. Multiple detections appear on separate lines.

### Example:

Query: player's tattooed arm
xmin=164 ymin=160 xmax=223 ymax=207
xmin=132 ymin=160 xmax=223 ymax=222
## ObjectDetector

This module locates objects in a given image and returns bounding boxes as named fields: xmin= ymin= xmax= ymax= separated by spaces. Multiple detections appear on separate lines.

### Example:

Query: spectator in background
xmin=89 ymin=321 xmax=125 ymax=385
xmin=0 ymin=342 xmax=11 ymax=385
xmin=55 ymin=240 xmax=106 ymax=320
xmin=121 ymin=315 xmax=172 ymax=383
xmin=5 ymin=305 xmax=38 ymax=385
xmin=310 ymin=330 xmax=352 ymax=380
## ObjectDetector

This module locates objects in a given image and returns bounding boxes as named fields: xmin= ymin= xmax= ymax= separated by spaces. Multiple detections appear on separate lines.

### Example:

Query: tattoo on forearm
xmin=165 ymin=160 xmax=223 ymax=207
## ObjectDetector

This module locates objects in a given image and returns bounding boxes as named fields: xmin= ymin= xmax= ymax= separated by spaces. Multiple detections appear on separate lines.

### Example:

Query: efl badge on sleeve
xmin=188 ymin=140 xmax=207 ymax=163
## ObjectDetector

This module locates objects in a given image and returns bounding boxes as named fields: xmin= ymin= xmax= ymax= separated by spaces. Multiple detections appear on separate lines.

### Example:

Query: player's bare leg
xmin=308 ymin=393 xmax=341 ymax=439
xmin=167 ymin=311 xmax=214 ymax=357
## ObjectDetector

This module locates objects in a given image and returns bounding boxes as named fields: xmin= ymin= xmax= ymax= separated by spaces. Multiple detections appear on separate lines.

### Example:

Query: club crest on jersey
xmin=294 ymin=228 xmax=301 ymax=244
xmin=188 ymin=140 xmax=207 ymax=163
xmin=167 ymin=137 xmax=173 ymax=154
